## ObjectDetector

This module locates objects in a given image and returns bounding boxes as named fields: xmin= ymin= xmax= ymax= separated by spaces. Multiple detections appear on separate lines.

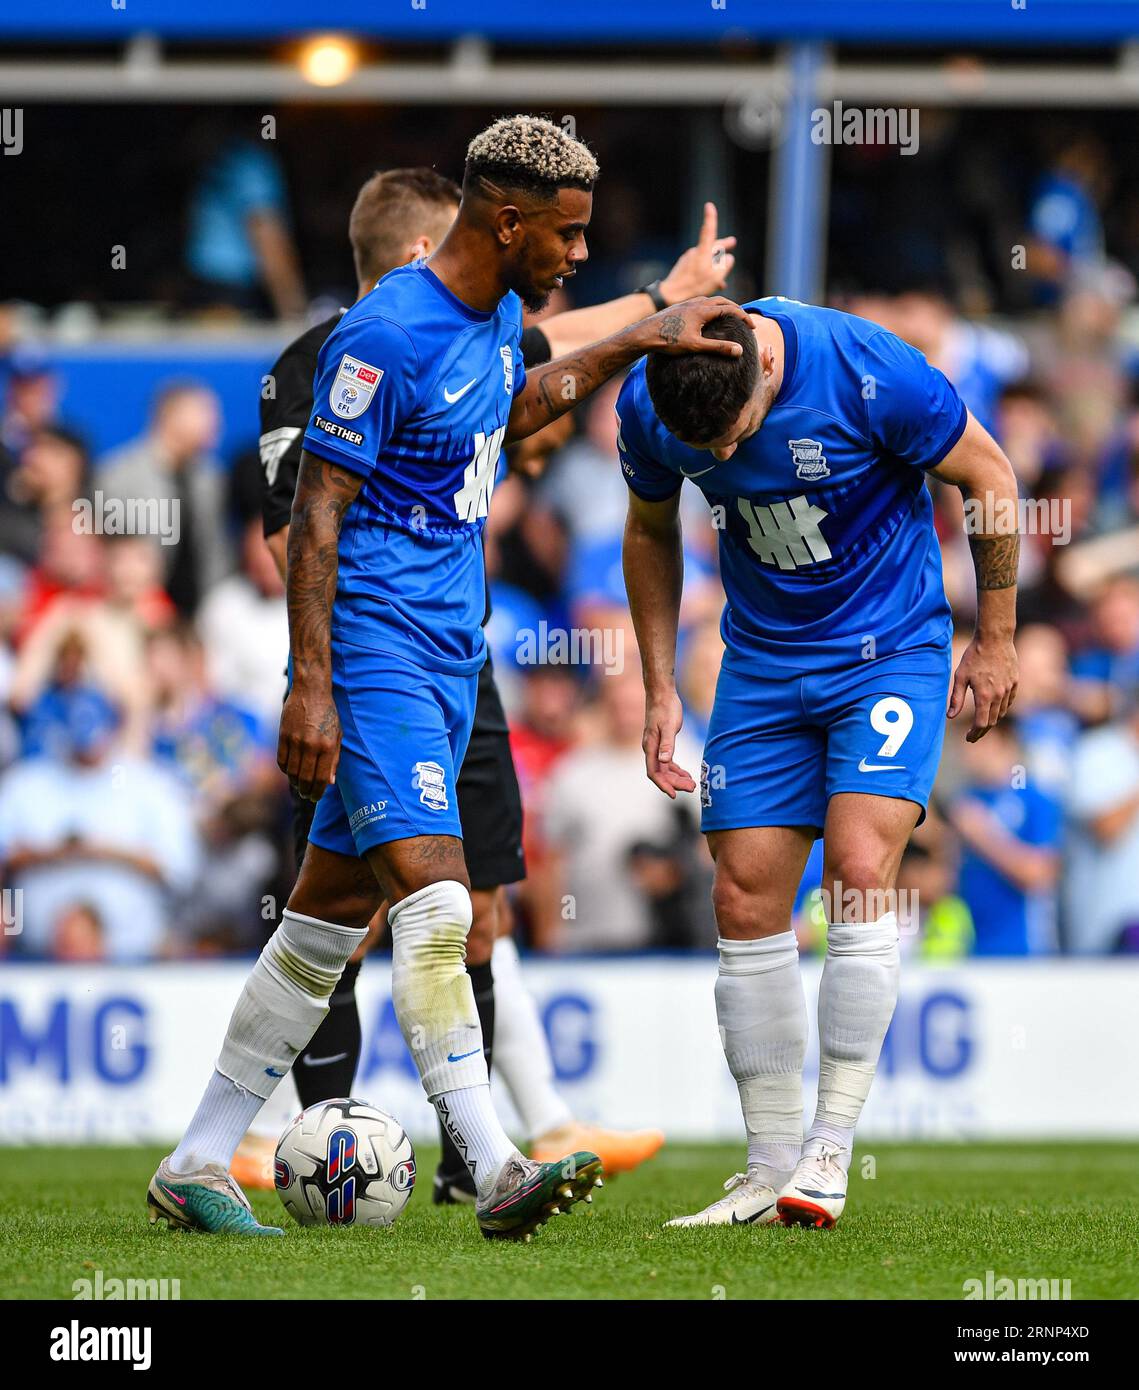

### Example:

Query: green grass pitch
xmin=2 ymin=1143 xmax=1136 ymax=1300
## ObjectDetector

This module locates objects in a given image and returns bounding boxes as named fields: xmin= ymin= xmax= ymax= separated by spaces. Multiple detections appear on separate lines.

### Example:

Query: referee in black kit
xmin=240 ymin=160 xmax=735 ymax=1202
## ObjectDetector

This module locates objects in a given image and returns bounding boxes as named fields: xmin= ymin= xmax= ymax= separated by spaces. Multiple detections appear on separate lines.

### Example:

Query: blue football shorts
xmin=699 ymin=646 xmax=952 ymax=835
xmin=308 ymin=638 xmax=478 ymax=857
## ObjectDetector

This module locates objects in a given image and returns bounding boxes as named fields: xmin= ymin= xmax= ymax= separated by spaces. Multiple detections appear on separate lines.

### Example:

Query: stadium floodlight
xmin=298 ymin=34 xmax=360 ymax=87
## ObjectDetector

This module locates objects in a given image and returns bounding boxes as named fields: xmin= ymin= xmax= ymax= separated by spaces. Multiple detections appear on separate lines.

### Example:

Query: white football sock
xmin=715 ymin=931 xmax=807 ymax=1189
xmin=171 ymin=1071 xmax=265 ymax=1175
xmin=806 ymin=914 xmax=900 ymax=1170
xmin=389 ymin=880 xmax=487 ymax=1095
xmin=490 ymin=935 xmax=573 ymax=1140
xmin=390 ymin=881 xmax=518 ymax=1196
xmin=173 ymin=909 xmax=367 ymax=1173
xmin=246 ymin=1073 xmax=299 ymax=1143
xmin=435 ymin=1085 xmax=518 ymax=1201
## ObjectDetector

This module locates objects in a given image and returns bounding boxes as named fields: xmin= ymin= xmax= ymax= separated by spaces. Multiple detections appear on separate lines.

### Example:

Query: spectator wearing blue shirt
xmin=185 ymin=137 xmax=305 ymax=319
xmin=1027 ymin=133 xmax=1108 ymax=303
xmin=1014 ymin=623 xmax=1082 ymax=803
xmin=1069 ymin=577 xmax=1139 ymax=724
xmin=949 ymin=719 xmax=1063 ymax=956
xmin=0 ymin=690 xmax=199 ymax=959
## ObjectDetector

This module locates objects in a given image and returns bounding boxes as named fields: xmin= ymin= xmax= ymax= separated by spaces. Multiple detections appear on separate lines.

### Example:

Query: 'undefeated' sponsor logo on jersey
xmin=313 ymin=415 xmax=365 ymax=446
xmin=737 ymin=494 xmax=831 ymax=571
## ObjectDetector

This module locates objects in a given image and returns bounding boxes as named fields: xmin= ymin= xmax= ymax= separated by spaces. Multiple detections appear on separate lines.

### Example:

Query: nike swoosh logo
xmin=443 ymin=378 xmax=477 ymax=404
xmin=264 ymin=1066 xmax=286 ymax=1078
xmin=858 ymin=758 xmax=906 ymax=772
xmin=447 ymin=1048 xmax=481 ymax=1063
xmin=161 ymin=1185 xmax=187 ymax=1206
xmin=300 ymin=1052 xmax=349 ymax=1068
xmin=679 ymin=464 xmax=716 ymax=478
xmin=731 ymin=1203 xmax=774 ymax=1225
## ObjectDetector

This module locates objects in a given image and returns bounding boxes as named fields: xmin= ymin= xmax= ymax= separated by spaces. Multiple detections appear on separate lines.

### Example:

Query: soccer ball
xmin=274 ymin=1097 xmax=416 ymax=1228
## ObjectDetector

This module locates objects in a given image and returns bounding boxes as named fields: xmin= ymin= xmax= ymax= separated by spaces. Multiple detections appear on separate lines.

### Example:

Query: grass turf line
xmin=1 ymin=1142 xmax=1135 ymax=1300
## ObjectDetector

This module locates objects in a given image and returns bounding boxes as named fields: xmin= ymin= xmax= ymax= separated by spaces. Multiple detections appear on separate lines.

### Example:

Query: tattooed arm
xmin=930 ymin=412 xmax=1020 ymax=742
xmin=505 ymin=295 xmax=748 ymax=444
xmin=277 ymin=449 xmax=364 ymax=800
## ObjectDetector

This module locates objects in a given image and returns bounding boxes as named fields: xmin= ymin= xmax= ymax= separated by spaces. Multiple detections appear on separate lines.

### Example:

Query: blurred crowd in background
xmin=1 ymin=108 xmax=1138 ymax=963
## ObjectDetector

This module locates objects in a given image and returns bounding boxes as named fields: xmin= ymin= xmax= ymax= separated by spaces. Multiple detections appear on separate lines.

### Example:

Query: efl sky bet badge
xmin=331 ymin=354 xmax=383 ymax=419
xmin=788 ymin=437 xmax=830 ymax=481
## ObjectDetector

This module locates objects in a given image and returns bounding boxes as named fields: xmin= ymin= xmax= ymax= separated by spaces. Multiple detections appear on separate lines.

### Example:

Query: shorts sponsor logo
xmin=313 ymin=415 xmax=364 ymax=446
xmin=412 ymin=760 xmax=448 ymax=811
xmin=700 ymin=759 xmax=712 ymax=808
xmin=331 ymin=354 xmax=382 ymax=419
xmin=788 ymin=437 xmax=830 ymax=481
xmin=349 ymin=801 xmax=388 ymax=831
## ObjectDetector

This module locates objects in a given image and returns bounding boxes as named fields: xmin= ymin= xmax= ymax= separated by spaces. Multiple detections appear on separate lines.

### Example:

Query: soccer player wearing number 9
xmin=618 ymin=297 xmax=1020 ymax=1229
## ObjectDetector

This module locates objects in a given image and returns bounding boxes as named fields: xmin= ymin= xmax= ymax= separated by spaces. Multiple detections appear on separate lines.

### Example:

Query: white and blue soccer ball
xmin=274 ymin=1098 xmax=416 ymax=1228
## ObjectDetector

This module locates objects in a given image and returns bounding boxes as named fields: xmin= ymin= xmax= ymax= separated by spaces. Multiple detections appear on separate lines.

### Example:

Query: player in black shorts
xmin=234 ymin=165 xmax=736 ymax=1199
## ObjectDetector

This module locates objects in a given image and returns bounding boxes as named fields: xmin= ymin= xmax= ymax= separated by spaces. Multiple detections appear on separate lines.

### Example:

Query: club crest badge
xmin=788 ymin=437 xmax=830 ymax=481
xmin=330 ymin=354 xmax=383 ymax=419
xmin=412 ymin=760 xmax=448 ymax=811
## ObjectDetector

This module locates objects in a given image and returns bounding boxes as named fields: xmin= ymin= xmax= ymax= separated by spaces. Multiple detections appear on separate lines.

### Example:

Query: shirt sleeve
xmin=303 ymin=313 xmax=420 ymax=477
xmin=259 ymin=330 xmax=322 ymax=537
xmin=863 ymin=329 xmax=968 ymax=470
xmin=615 ymin=373 xmax=681 ymax=502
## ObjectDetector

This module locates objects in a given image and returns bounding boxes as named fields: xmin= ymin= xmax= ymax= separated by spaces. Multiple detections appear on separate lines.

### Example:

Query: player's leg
xmin=286 ymin=786 xmax=371 ymax=1107
xmin=666 ymin=664 xmax=825 ymax=1228
xmin=665 ymin=824 xmax=814 ymax=1227
xmin=369 ymin=831 xmax=599 ymax=1238
xmin=335 ymin=646 xmax=599 ymax=1239
xmin=147 ymin=841 xmax=380 ymax=1235
xmin=431 ymin=658 xmax=510 ymax=1204
xmin=777 ymin=654 xmax=950 ymax=1229
xmin=429 ymin=884 xmax=498 ymax=1203
xmin=776 ymin=793 xmax=916 ymax=1228
xmin=231 ymin=787 xmax=381 ymax=1192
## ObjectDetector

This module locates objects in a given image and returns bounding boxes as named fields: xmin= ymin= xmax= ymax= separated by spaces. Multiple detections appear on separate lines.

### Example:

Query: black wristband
xmin=639 ymin=279 xmax=669 ymax=312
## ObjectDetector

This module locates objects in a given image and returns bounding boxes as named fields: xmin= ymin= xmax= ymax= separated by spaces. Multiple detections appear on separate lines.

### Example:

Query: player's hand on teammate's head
xmin=659 ymin=202 xmax=737 ymax=301
xmin=947 ymin=635 xmax=1019 ymax=743
xmin=642 ymin=690 xmax=697 ymax=798
xmin=647 ymin=296 xmax=753 ymax=357
xmin=278 ymin=686 xmax=343 ymax=801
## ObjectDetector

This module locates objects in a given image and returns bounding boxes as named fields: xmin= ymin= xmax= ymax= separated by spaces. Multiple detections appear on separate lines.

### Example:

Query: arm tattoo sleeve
xmin=286 ymin=451 xmax=363 ymax=673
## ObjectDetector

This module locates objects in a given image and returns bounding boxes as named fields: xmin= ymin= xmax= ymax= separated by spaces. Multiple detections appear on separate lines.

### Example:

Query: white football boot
xmin=777 ymin=1141 xmax=848 ymax=1228
xmin=664 ymin=1171 xmax=780 ymax=1228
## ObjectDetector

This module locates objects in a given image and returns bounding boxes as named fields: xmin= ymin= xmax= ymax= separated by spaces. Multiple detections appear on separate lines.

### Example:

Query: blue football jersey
xmin=617 ymin=297 xmax=966 ymax=673
xmin=302 ymin=262 xmax=526 ymax=674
